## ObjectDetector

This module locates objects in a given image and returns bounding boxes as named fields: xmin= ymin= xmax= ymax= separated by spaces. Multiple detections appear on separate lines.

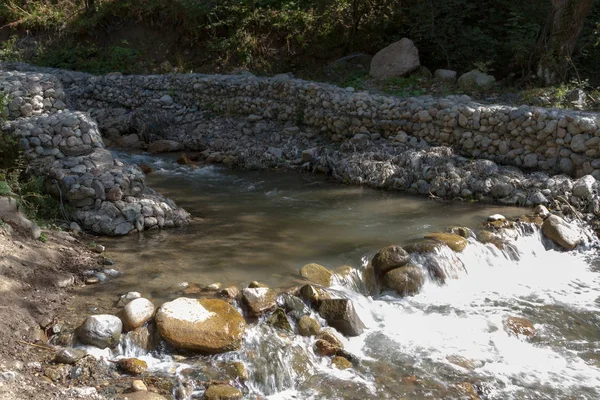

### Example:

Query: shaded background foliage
xmin=0 ymin=0 xmax=598 ymax=83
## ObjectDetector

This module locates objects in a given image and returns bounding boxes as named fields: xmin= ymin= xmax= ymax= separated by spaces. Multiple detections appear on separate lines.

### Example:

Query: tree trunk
xmin=85 ymin=0 xmax=95 ymax=14
xmin=537 ymin=0 xmax=594 ymax=84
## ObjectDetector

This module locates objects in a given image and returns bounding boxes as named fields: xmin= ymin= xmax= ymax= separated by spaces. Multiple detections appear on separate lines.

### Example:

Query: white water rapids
xmin=85 ymin=154 xmax=600 ymax=399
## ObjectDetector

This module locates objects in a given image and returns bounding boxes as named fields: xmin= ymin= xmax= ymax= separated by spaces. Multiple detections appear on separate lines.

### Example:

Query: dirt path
xmin=0 ymin=217 xmax=108 ymax=399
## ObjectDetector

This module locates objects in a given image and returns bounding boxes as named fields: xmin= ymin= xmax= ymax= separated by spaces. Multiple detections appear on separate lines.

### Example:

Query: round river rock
xmin=155 ymin=297 xmax=245 ymax=354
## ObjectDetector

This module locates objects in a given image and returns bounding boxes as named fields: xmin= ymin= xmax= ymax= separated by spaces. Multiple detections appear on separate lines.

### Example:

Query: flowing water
xmin=86 ymin=153 xmax=600 ymax=400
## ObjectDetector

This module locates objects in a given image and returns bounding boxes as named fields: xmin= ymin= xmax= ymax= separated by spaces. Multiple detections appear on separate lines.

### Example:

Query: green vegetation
xmin=0 ymin=1 xmax=598 ymax=106
xmin=0 ymin=91 xmax=65 ymax=225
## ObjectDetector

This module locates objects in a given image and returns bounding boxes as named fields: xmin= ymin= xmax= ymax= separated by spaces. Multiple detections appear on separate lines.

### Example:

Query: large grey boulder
xmin=370 ymin=38 xmax=420 ymax=79
xmin=76 ymin=314 xmax=122 ymax=348
xmin=541 ymin=215 xmax=582 ymax=250
xmin=318 ymin=299 xmax=365 ymax=337
xmin=457 ymin=69 xmax=496 ymax=89
xmin=434 ymin=69 xmax=457 ymax=83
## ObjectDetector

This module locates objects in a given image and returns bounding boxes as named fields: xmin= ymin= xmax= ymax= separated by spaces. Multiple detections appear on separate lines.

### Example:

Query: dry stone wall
xmin=0 ymin=69 xmax=190 ymax=235
xmin=59 ymin=71 xmax=600 ymax=180
xmin=1 ymin=62 xmax=600 ymax=229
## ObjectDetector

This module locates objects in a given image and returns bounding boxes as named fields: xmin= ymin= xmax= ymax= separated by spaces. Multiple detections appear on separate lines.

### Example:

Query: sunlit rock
xmin=299 ymin=263 xmax=333 ymax=287
xmin=155 ymin=297 xmax=245 ymax=354
xmin=318 ymin=299 xmax=364 ymax=337
xmin=541 ymin=215 xmax=582 ymax=250
xmin=381 ymin=264 xmax=425 ymax=297
xmin=371 ymin=245 xmax=410 ymax=277
xmin=424 ymin=232 xmax=467 ymax=252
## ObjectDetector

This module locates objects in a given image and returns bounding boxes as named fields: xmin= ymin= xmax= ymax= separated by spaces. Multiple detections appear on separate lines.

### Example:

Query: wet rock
xmin=318 ymin=299 xmax=365 ymax=337
xmin=156 ymin=297 xmax=245 ymax=353
xmin=371 ymin=245 xmax=410 ymax=277
xmin=177 ymin=153 xmax=191 ymax=165
xmin=446 ymin=226 xmax=472 ymax=239
xmin=541 ymin=214 xmax=582 ymax=250
xmin=504 ymin=316 xmax=536 ymax=338
xmin=53 ymin=348 xmax=86 ymax=364
xmin=299 ymin=263 xmax=333 ymax=287
xmin=76 ymin=314 xmax=122 ymax=349
xmin=117 ymin=358 xmax=148 ymax=375
xmin=138 ymin=163 xmax=152 ymax=174
xmin=219 ymin=286 xmax=240 ymax=299
xmin=248 ymin=281 xmax=268 ymax=288
xmin=118 ymin=297 xmax=155 ymax=331
xmin=204 ymin=384 xmax=243 ymax=400
xmin=453 ymin=382 xmax=480 ymax=399
xmin=381 ymin=264 xmax=425 ymax=297
xmin=118 ymin=291 xmax=142 ymax=307
xmin=446 ymin=355 xmax=484 ymax=371
xmin=314 ymin=339 xmax=341 ymax=357
xmin=267 ymin=308 xmax=292 ymax=332
xmin=424 ymin=232 xmax=467 ymax=252
xmin=131 ymin=379 xmax=148 ymax=391
xmin=316 ymin=328 xmax=344 ymax=348
xmin=279 ymin=293 xmax=310 ymax=319
xmin=298 ymin=284 xmax=330 ymax=307
xmin=332 ymin=356 xmax=352 ymax=370
xmin=370 ymin=38 xmax=420 ymax=79
xmin=148 ymin=139 xmax=184 ymax=153
xmin=402 ymin=239 xmax=443 ymax=254
xmin=127 ymin=323 xmax=159 ymax=352
xmin=298 ymin=315 xmax=321 ymax=336
xmin=241 ymin=287 xmax=277 ymax=317
xmin=534 ymin=205 xmax=550 ymax=219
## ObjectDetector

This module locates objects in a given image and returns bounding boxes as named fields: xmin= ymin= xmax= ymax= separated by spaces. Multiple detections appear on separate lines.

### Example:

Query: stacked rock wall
xmin=53 ymin=72 xmax=600 ymax=180
xmin=0 ymin=70 xmax=190 ymax=235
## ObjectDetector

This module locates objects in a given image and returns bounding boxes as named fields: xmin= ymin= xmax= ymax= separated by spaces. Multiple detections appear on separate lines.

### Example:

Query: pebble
xmin=131 ymin=379 xmax=148 ymax=391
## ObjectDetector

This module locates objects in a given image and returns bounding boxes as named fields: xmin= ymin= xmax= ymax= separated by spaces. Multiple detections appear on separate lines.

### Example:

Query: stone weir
xmin=1 ymin=62 xmax=600 ymax=235
xmin=0 ymin=68 xmax=190 ymax=235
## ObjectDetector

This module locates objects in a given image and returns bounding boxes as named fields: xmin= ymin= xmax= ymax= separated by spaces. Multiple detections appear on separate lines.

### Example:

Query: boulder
xmin=381 ymin=264 xmax=425 ymax=296
xmin=324 ymin=53 xmax=373 ymax=82
xmin=76 ymin=314 xmax=122 ymax=349
xmin=504 ymin=316 xmax=536 ymax=338
xmin=457 ymin=69 xmax=496 ymax=89
xmin=155 ymin=297 xmax=245 ymax=354
xmin=241 ymin=287 xmax=277 ymax=317
xmin=267 ymin=308 xmax=292 ymax=332
xmin=316 ymin=328 xmax=344 ymax=349
xmin=402 ymin=239 xmax=443 ymax=254
xmin=204 ymin=384 xmax=243 ymax=400
xmin=118 ymin=298 xmax=155 ymax=332
xmin=0 ymin=196 xmax=42 ymax=239
xmin=299 ymin=263 xmax=333 ymax=287
xmin=424 ymin=232 xmax=467 ymax=252
xmin=370 ymin=38 xmax=420 ymax=79
xmin=434 ymin=69 xmax=457 ymax=83
xmin=52 ymin=348 xmax=87 ymax=364
xmin=117 ymin=358 xmax=148 ymax=375
xmin=371 ymin=245 xmax=410 ymax=277
xmin=318 ymin=299 xmax=365 ymax=337
xmin=298 ymin=315 xmax=321 ymax=337
xmin=572 ymin=175 xmax=596 ymax=200
xmin=332 ymin=356 xmax=352 ymax=370
xmin=147 ymin=140 xmax=184 ymax=153
xmin=541 ymin=215 xmax=582 ymax=250
xmin=298 ymin=284 xmax=330 ymax=307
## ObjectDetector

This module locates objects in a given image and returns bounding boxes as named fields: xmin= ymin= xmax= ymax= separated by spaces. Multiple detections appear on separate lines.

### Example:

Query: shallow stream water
xmin=86 ymin=153 xmax=600 ymax=400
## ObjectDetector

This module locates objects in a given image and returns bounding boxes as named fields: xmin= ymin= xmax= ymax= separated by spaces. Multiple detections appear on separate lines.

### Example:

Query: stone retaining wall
xmin=1 ymin=69 xmax=190 ymax=235
xmin=3 ymin=62 xmax=600 ymax=179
